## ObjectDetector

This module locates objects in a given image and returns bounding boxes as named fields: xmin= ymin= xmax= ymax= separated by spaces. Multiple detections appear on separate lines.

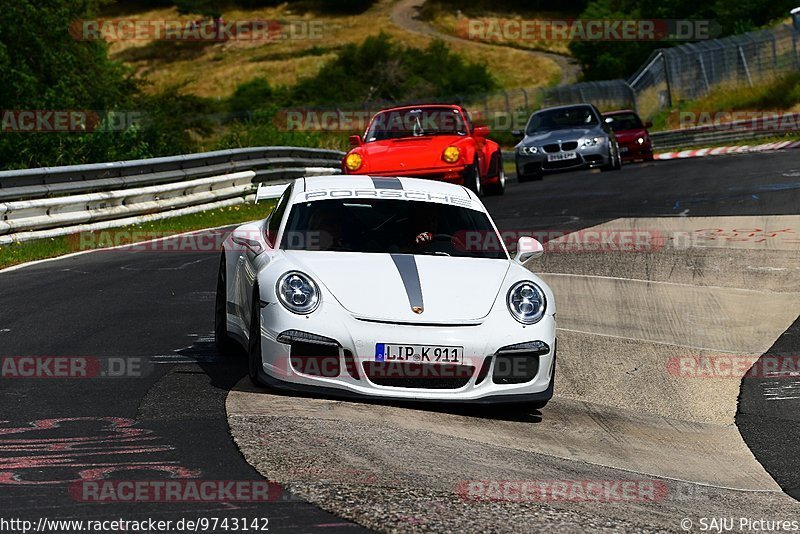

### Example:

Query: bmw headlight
xmin=517 ymin=145 xmax=538 ymax=155
xmin=507 ymin=281 xmax=546 ymax=324
xmin=637 ymin=137 xmax=645 ymax=144
xmin=276 ymin=271 xmax=320 ymax=314
xmin=582 ymin=137 xmax=601 ymax=147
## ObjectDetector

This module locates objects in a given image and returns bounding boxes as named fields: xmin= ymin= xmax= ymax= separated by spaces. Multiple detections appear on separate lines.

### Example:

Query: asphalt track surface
xmin=1 ymin=151 xmax=798 ymax=530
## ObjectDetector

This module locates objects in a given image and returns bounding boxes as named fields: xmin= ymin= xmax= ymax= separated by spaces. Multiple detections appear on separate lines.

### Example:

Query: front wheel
xmin=248 ymin=284 xmax=266 ymax=387
xmin=483 ymin=152 xmax=506 ymax=196
xmin=464 ymin=159 xmax=483 ymax=196
xmin=215 ymin=253 xmax=241 ymax=357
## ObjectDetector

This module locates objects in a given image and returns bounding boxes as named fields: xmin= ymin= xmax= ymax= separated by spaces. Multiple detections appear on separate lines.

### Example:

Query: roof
xmin=294 ymin=175 xmax=480 ymax=208
xmin=602 ymin=109 xmax=637 ymax=116
xmin=373 ymin=103 xmax=465 ymax=113
xmin=534 ymin=103 xmax=596 ymax=113
xmin=301 ymin=175 xmax=467 ymax=195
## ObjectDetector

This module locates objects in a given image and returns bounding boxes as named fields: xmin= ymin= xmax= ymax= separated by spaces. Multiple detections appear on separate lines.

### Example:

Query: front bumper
xmin=254 ymin=302 xmax=557 ymax=403
xmin=619 ymin=142 xmax=653 ymax=161
xmin=352 ymin=165 xmax=468 ymax=183
xmin=516 ymin=144 xmax=610 ymax=175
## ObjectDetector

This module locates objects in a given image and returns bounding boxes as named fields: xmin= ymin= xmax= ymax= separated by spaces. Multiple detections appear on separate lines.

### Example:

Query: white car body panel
xmin=219 ymin=175 xmax=557 ymax=404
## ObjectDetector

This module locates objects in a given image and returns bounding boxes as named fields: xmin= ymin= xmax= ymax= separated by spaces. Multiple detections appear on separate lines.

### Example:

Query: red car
xmin=602 ymin=110 xmax=654 ymax=162
xmin=342 ymin=104 xmax=505 ymax=196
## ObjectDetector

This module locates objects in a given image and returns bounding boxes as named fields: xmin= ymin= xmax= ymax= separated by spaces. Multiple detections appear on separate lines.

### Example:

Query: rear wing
xmin=255 ymin=182 xmax=290 ymax=204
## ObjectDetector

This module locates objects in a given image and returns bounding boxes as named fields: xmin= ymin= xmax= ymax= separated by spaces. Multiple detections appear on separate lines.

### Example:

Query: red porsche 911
xmin=342 ymin=104 xmax=505 ymax=196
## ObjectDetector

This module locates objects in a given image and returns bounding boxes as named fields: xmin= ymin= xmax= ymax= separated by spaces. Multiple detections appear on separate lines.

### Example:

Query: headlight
xmin=582 ymin=137 xmax=601 ymax=147
xmin=345 ymin=153 xmax=363 ymax=171
xmin=442 ymin=146 xmax=460 ymax=163
xmin=517 ymin=145 xmax=538 ymax=155
xmin=637 ymin=137 xmax=645 ymax=144
xmin=276 ymin=271 xmax=320 ymax=314
xmin=507 ymin=281 xmax=546 ymax=324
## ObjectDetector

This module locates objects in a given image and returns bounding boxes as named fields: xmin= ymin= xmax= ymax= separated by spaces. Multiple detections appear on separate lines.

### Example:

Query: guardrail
xmin=649 ymin=113 xmax=800 ymax=150
xmin=0 ymin=147 xmax=344 ymax=245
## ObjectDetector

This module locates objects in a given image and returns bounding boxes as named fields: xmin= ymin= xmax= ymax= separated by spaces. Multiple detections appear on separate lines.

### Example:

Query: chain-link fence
xmin=445 ymin=20 xmax=800 ymax=125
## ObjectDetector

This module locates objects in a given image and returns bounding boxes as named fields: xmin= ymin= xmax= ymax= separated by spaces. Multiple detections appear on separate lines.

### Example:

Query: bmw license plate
xmin=620 ymin=146 xmax=629 ymax=153
xmin=546 ymin=152 xmax=577 ymax=162
xmin=375 ymin=343 xmax=463 ymax=364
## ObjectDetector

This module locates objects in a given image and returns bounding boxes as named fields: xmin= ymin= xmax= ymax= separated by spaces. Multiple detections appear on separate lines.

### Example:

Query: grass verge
xmin=0 ymin=201 xmax=275 ymax=271
xmin=649 ymin=72 xmax=800 ymax=131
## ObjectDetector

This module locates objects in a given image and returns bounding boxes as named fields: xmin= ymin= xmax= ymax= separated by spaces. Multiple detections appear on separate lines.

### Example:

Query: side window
xmin=264 ymin=185 xmax=291 ymax=247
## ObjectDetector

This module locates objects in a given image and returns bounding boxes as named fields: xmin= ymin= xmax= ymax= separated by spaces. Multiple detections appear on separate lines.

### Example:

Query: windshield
xmin=526 ymin=106 xmax=599 ymax=135
xmin=365 ymin=107 xmax=467 ymax=142
xmin=281 ymin=199 xmax=507 ymax=259
xmin=604 ymin=112 xmax=644 ymax=131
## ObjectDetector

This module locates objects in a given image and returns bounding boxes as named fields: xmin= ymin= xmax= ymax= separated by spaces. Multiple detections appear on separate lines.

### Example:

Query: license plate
xmin=546 ymin=152 xmax=577 ymax=162
xmin=620 ymin=146 xmax=629 ymax=153
xmin=375 ymin=343 xmax=464 ymax=364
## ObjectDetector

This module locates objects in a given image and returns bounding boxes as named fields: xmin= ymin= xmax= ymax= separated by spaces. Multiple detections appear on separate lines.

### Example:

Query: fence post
xmin=738 ymin=45 xmax=754 ymax=86
xmin=520 ymin=88 xmax=528 ymax=110
xmin=663 ymin=53 xmax=673 ymax=108
xmin=697 ymin=56 xmax=711 ymax=94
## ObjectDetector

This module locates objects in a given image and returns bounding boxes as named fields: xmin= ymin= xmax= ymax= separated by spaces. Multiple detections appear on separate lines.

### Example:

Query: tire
xmin=247 ymin=283 xmax=266 ymax=387
xmin=529 ymin=400 xmax=548 ymax=410
xmin=464 ymin=159 xmax=483 ymax=197
xmin=483 ymin=152 xmax=505 ymax=196
xmin=600 ymin=143 xmax=620 ymax=172
xmin=613 ymin=144 xmax=623 ymax=170
xmin=215 ymin=253 xmax=241 ymax=357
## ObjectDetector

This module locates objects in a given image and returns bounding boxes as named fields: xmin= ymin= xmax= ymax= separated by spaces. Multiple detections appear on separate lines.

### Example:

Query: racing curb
xmin=654 ymin=140 xmax=800 ymax=160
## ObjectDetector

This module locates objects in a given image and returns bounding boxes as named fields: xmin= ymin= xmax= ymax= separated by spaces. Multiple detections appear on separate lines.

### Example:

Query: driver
xmin=308 ymin=203 xmax=346 ymax=251
xmin=407 ymin=202 xmax=439 ymax=247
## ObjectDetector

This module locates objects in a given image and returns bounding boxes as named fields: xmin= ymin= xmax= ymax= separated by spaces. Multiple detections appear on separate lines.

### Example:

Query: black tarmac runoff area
xmin=0 ymin=150 xmax=798 ymax=530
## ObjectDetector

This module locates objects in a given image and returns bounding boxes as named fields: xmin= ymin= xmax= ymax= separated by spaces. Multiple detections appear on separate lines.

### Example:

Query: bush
xmin=290 ymin=32 xmax=496 ymax=106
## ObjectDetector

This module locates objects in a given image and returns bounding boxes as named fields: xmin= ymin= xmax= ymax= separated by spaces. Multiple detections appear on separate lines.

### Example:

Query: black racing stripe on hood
xmin=371 ymin=177 xmax=403 ymax=190
xmin=390 ymin=254 xmax=423 ymax=311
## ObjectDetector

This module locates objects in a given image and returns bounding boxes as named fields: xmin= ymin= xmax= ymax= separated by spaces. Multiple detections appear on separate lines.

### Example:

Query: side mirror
xmin=473 ymin=126 xmax=490 ymax=137
xmin=511 ymin=129 xmax=524 ymax=139
xmin=349 ymin=135 xmax=363 ymax=147
xmin=645 ymin=121 xmax=653 ymax=129
xmin=514 ymin=236 xmax=544 ymax=263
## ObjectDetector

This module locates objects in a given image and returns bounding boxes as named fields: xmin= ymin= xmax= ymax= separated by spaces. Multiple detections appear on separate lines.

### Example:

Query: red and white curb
xmin=655 ymin=140 xmax=800 ymax=160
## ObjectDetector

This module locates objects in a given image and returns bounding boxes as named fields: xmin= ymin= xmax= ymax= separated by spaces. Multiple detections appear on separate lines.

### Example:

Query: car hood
xmin=284 ymin=251 xmax=510 ymax=323
xmin=358 ymin=136 xmax=465 ymax=171
xmin=522 ymin=128 xmax=598 ymax=145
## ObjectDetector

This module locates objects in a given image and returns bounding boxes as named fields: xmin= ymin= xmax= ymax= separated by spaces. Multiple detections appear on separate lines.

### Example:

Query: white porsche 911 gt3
xmin=215 ymin=175 xmax=556 ymax=408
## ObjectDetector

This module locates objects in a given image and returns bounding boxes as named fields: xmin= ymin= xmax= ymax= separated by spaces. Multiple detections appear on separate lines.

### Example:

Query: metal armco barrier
xmin=650 ymin=112 xmax=800 ymax=151
xmin=0 ymin=147 xmax=344 ymax=245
